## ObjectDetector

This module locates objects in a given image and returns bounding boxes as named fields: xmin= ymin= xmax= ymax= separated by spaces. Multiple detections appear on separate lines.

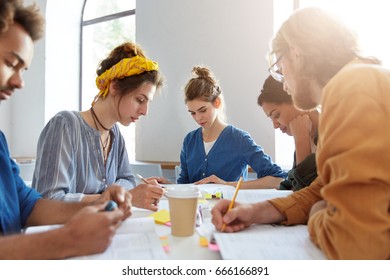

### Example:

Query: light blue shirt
xmin=178 ymin=125 xmax=287 ymax=183
xmin=32 ymin=111 xmax=135 ymax=201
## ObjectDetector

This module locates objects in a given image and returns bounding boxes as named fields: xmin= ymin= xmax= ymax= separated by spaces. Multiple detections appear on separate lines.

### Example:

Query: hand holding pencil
xmin=125 ymin=174 xmax=165 ymax=211
xmin=221 ymin=177 xmax=243 ymax=232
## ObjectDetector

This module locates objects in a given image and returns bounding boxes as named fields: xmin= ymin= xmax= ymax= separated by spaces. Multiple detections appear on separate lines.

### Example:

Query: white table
xmin=132 ymin=185 xmax=294 ymax=260
xmin=132 ymin=197 xmax=221 ymax=260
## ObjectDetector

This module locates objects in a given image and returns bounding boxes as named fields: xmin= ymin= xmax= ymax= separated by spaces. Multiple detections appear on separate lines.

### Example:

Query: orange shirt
xmin=270 ymin=60 xmax=390 ymax=259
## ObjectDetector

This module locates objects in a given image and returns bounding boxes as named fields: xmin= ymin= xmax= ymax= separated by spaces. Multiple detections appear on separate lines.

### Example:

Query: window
xmin=81 ymin=0 xmax=136 ymax=160
xmin=298 ymin=0 xmax=390 ymax=67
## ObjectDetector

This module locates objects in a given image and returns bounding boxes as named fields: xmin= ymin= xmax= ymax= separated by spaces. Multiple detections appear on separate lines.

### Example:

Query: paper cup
xmin=165 ymin=185 xmax=200 ymax=237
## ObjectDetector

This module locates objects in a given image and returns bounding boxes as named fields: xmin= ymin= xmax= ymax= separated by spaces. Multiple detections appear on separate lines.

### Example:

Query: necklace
xmin=90 ymin=109 xmax=111 ymax=163
xmin=90 ymin=107 xmax=110 ymax=131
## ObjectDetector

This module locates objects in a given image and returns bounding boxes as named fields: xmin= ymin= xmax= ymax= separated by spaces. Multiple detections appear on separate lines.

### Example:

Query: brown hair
xmin=270 ymin=7 xmax=380 ymax=87
xmin=257 ymin=75 xmax=292 ymax=107
xmin=14 ymin=2 xmax=45 ymax=41
xmin=184 ymin=66 xmax=222 ymax=103
xmin=184 ymin=66 xmax=226 ymax=121
xmin=0 ymin=0 xmax=18 ymax=35
xmin=97 ymin=42 xmax=164 ymax=96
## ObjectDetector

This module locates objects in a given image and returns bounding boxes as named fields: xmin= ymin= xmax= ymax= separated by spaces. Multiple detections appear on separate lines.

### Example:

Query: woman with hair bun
xmin=155 ymin=66 xmax=286 ymax=189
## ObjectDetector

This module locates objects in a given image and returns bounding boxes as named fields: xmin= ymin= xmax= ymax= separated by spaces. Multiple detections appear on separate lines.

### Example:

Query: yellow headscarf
xmin=95 ymin=55 xmax=159 ymax=98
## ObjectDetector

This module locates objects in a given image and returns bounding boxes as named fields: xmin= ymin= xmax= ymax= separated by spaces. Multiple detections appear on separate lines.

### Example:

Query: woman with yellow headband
xmin=32 ymin=42 xmax=165 ymax=211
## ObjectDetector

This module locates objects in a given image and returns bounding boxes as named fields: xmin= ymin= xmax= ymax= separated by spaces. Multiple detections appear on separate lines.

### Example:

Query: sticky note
xmin=160 ymin=235 xmax=169 ymax=245
xmin=199 ymin=236 xmax=209 ymax=247
xmin=149 ymin=209 xmax=170 ymax=224
xmin=162 ymin=245 xmax=171 ymax=253
xmin=159 ymin=236 xmax=170 ymax=253
xmin=208 ymin=243 xmax=220 ymax=252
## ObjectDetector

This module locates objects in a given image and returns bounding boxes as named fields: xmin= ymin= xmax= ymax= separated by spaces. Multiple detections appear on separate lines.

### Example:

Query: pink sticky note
xmin=208 ymin=243 xmax=219 ymax=252
xmin=163 ymin=245 xmax=171 ymax=253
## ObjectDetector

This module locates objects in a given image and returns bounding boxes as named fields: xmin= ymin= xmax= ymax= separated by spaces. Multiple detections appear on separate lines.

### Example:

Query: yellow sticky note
xmin=199 ymin=236 xmax=209 ymax=247
xmin=149 ymin=209 xmax=170 ymax=224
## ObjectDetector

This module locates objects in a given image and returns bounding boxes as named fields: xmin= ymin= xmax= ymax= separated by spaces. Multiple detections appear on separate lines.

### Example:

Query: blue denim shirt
xmin=32 ymin=111 xmax=135 ymax=201
xmin=178 ymin=125 xmax=287 ymax=183
xmin=0 ymin=131 xmax=41 ymax=234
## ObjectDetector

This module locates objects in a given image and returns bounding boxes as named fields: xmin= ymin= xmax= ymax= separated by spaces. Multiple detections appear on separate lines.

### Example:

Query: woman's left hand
xmin=194 ymin=174 xmax=228 ymax=185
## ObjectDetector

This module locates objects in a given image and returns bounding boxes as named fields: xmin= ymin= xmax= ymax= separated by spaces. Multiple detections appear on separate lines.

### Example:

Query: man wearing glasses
xmin=212 ymin=7 xmax=390 ymax=260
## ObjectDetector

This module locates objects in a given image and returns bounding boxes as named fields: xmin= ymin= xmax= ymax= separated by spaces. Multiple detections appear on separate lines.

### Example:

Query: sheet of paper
xmin=214 ymin=224 xmax=326 ymax=260
xmin=223 ymin=189 xmax=293 ymax=203
xmin=70 ymin=231 xmax=167 ymax=260
xmin=25 ymin=217 xmax=167 ymax=260
xmin=162 ymin=183 xmax=292 ymax=203
xmin=115 ymin=216 xmax=156 ymax=234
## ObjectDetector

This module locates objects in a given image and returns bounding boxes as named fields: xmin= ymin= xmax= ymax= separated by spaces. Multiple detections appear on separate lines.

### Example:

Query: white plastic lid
xmin=165 ymin=185 xmax=201 ymax=198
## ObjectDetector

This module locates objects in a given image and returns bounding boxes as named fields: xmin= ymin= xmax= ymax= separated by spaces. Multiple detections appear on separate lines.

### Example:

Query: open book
xmin=25 ymin=217 xmax=167 ymax=260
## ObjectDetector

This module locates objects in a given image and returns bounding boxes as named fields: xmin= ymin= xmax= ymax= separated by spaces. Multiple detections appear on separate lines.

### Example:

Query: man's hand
xmin=98 ymin=185 xmax=132 ymax=219
xmin=62 ymin=204 xmax=124 ymax=256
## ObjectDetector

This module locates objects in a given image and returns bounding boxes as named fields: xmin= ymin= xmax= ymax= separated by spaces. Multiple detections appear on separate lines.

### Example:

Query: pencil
xmin=221 ymin=176 xmax=243 ymax=232
xmin=136 ymin=173 xmax=167 ymax=195
xmin=136 ymin=173 xmax=150 ymax=184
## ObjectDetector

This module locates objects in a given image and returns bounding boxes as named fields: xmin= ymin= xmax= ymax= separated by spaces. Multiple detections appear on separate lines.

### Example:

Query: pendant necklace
xmin=90 ymin=107 xmax=111 ymax=163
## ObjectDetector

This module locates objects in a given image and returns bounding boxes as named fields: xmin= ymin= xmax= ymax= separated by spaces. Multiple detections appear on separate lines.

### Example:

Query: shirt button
xmin=202 ymin=173 xmax=205 ymax=176
xmin=102 ymin=178 xmax=106 ymax=182
xmin=205 ymin=158 xmax=207 ymax=161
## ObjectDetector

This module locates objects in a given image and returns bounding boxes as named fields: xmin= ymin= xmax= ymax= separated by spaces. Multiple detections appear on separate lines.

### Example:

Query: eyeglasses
xmin=268 ymin=53 xmax=284 ymax=83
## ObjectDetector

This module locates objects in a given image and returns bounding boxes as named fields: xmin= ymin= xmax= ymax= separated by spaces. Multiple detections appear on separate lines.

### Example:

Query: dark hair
xmin=258 ymin=75 xmax=292 ymax=106
xmin=97 ymin=42 xmax=164 ymax=95
xmin=0 ymin=0 xmax=18 ymax=35
xmin=14 ymin=2 xmax=45 ymax=41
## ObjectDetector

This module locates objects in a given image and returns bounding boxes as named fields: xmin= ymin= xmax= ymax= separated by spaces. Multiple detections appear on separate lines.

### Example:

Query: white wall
xmin=136 ymin=0 xmax=276 ymax=162
xmin=2 ymin=0 xmax=277 ymax=164
xmin=0 ymin=0 xmax=82 ymax=158
xmin=0 ymin=0 xmax=46 ymax=157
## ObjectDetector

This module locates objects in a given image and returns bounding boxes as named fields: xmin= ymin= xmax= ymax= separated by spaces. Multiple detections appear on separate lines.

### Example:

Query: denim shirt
xmin=0 ymin=131 xmax=41 ymax=234
xmin=32 ymin=111 xmax=135 ymax=201
xmin=178 ymin=125 xmax=286 ymax=183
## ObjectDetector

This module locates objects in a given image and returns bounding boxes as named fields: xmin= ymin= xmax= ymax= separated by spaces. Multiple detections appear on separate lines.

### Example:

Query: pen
xmin=221 ymin=176 xmax=243 ymax=232
xmin=104 ymin=200 xmax=118 ymax=211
